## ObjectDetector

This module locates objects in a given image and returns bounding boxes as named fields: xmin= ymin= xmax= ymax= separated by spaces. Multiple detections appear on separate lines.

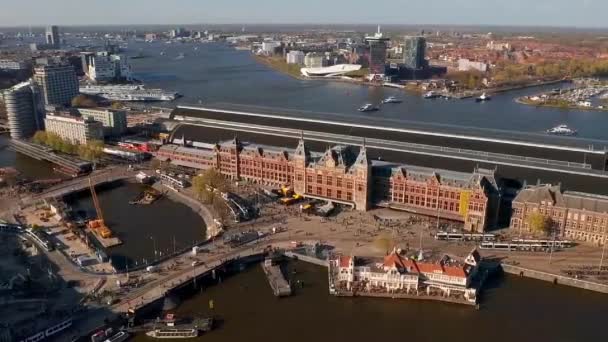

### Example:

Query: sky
xmin=0 ymin=0 xmax=605 ymax=28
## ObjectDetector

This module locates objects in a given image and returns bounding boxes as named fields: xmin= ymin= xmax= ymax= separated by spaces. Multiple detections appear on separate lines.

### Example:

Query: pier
xmin=261 ymin=258 xmax=292 ymax=297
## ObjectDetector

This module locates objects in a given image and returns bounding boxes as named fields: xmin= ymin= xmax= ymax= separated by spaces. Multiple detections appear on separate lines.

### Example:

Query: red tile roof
xmin=339 ymin=256 xmax=352 ymax=268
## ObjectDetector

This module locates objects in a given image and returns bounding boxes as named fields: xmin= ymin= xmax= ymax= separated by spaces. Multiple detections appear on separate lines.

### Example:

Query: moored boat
xmin=145 ymin=328 xmax=198 ymax=339
xmin=104 ymin=331 xmax=130 ymax=342
xmin=475 ymin=92 xmax=492 ymax=102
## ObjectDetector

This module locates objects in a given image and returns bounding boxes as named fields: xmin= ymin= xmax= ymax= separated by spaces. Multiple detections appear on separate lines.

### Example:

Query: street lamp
xmin=150 ymin=236 xmax=157 ymax=260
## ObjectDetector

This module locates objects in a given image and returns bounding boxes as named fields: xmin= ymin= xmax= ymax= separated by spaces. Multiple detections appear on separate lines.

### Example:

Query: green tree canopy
xmin=71 ymin=94 xmax=99 ymax=108
xmin=527 ymin=211 xmax=552 ymax=235
xmin=192 ymin=168 xmax=229 ymax=204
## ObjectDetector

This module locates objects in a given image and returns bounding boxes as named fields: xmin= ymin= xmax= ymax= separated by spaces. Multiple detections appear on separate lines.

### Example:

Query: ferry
xmin=423 ymin=91 xmax=440 ymax=99
xmin=80 ymin=84 xmax=180 ymax=102
xmin=146 ymin=328 xmax=198 ymax=339
xmin=475 ymin=92 xmax=492 ymax=102
xmin=381 ymin=96 xmax=402 ymax=104
xmin=104 ymin=331 xmax=130 ymax=342
xmin=358 ymin=103 xmax=379 ymax=112
xmin=546 ymin=124 xmax=577 ymax=136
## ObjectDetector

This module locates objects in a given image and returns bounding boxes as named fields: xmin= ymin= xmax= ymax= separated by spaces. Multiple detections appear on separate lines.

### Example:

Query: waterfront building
xmin=45 ymin=25 xmax=60 ymax=49
xmin=510 ymin=184 xmax=608 ymax=245
xmin=403 ymin=36 xmax=427 ymax=70
xmin=33 ymin=63 xmax=79 ymax=106
xmin=330 ymin=248 xmax=480 ymax=301
xmin=2 ymin=81 xmax=44 ymax=139
xmin=304 ymin=53 xmax=327 ymax=68
xmin=458 ymin=58 xmax=489 ymax=73
xmin=365 ymin=26 xmax=390 ymax=81
xmin=0 ymin=59 xmax=30 ymax=71
xmin=44 ymin=114 xmax=104 ymax=145
xmin=86 ymin=52 xmax=132 ymax=82
xmin=261 ymin=41 xmax=281 ymax=55
xmin=154 ymin=138 xmax=498 ymax=231
xmin=286 ymin=50 xmax=305 ymax=65
xmin=75 ymin=107 xmax=127 ymax=136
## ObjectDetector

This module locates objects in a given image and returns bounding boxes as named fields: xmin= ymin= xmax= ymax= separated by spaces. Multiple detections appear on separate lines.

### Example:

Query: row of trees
xmin=492 ymin=58 xmax=608 ymax=85
xmin=32 ymin=131 xmax=104 ymax=161
xmin=446 ymin=70 xmax=486 ymax=90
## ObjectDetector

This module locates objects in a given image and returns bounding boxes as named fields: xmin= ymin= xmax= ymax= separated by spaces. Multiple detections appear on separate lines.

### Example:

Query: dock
xmin=261 ymin=258 xmax=291 ymax=297
xmin=87 ymin=228 xmax=123 ymax=248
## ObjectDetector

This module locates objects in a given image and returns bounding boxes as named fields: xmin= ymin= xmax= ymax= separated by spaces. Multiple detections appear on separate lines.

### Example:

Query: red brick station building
xmin=156 ymin=137 xmax=500 ymax=232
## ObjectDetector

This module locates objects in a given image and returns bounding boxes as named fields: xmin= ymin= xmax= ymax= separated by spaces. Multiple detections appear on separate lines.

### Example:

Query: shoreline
xmin=252 ymin=53 xmax=568 ymax=99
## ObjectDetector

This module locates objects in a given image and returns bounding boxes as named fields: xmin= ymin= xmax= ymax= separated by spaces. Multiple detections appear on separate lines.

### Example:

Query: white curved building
xmin=300 ymin=64 xmax=362 ymax=77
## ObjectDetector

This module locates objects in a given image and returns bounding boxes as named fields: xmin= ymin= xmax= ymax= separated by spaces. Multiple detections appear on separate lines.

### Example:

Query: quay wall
xmin=152 ymin=182 xmax=216 ymax=229
xmin=501 ymin=264 xmax=608 ymax=294
xmin=335 ymin=291 xmax=476 ymax=306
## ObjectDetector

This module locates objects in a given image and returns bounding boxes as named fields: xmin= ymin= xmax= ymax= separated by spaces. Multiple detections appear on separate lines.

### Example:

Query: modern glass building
xmin=365 ymin=27 xmax=390 ymax=81
xmin=403 ymin=36 xmax=427 ymax=70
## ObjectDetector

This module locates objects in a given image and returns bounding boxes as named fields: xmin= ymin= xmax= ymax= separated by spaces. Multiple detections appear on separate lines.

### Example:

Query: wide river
xmin=128 ymin=40 xmax=608 ymax=141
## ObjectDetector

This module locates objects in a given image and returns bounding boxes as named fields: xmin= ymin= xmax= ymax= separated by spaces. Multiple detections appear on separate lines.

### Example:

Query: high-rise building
xmin=33 ymin=63 xmax=79 ymax=106
xmin=403 ymin=36 xmax=427 ymax=70
xmin=75 ymin=107 xmax=127 ymax=136
xmin=45 ymin=25 xmax=60 ymax=48
xmin=2 ymin=81 xmax=44 ymax=140
xmin=304 ymin=53 xmax=327 ymax=68
xmin=365 ymin=26 xmax=390 ymax=81
xmin=44 ymin=114 xmax=104 ymax=144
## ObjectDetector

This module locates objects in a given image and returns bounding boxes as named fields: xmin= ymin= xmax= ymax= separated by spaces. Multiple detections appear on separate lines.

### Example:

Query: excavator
xmin=87 ymin=178 xmax=113 ymax=239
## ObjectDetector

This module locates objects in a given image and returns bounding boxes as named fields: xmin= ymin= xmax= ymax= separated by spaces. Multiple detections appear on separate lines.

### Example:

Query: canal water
xmin=64 ymin=181 xmax=206 ymax=270
xmin=133 ymin=260 xmax=608 ymax=342
xmin=124 ymin=40 xmax=608 ymax=141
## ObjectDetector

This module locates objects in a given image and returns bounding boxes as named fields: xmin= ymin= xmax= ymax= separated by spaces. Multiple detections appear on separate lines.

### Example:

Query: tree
xmin=110 ymin=102 xmax=123 ymax=110
xmin=32 ymin=131 xmax=48 ymax=145
xmin=192 ymin=169 xmax=229 ymax=204
xmin=527 ymin=212 xmax=552 ymax=235
xmin=373 ymin=233 xmax=395 ymax=255
xmin=71 ymin=94 xmax=99 ymax=108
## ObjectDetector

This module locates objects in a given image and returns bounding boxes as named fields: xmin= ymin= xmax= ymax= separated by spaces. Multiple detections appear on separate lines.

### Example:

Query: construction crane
xmin=87 ymin=177 xmax=113 ymax=238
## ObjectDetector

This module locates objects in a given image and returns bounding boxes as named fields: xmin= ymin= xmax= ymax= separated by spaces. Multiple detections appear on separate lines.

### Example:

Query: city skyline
xmin=0 ymin=0 xmax=605 ymax=28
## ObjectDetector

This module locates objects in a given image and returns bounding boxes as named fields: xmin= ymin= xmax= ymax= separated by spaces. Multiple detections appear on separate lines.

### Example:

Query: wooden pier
xmin=261 ymin=258 xmax=292 ymax=297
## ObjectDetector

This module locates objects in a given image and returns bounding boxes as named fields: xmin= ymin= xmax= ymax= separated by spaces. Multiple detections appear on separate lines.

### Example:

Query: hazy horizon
xmin=0 ymin=0 xmax=606 ymax=29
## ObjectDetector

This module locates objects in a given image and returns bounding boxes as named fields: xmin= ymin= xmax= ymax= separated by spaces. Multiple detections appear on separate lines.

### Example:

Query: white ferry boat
xmin=382 ymin=96 xmax=402 ymax=104
xmin=546 ymin=124 xmax=577 ymax=136
xmin=79 ymin=84 xmax=180 ymax=102
xmin=358 ymin=103 xmax=379 ymax=112
xmin=146 ymin=328 xmax=198 ymax=339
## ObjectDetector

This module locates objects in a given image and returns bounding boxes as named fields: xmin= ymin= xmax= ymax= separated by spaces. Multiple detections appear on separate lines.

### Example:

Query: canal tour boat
xmin=146 ymin=328 xmax=198 ymax=339
xmin=381 ymin=96 xmax=402 ymax=104
xmin=546 ymin=124 xmax=577 ymax=136
xmin=358 ymin=103 xmax=379 ymax=112
xmin=475 ymin=92 xmax=492 ymax=102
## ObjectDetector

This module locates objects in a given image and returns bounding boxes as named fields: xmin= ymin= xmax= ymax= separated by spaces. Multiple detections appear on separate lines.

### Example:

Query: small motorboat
xmin=475 ymin=92 xmax=492 ymax=102
xmin=358 ymin=103 xmax=379 ymax=112
xmin=382 ymin=96 xmax=402 ymax=104
xmin=546 ymin=124 xmax=577 ymax=136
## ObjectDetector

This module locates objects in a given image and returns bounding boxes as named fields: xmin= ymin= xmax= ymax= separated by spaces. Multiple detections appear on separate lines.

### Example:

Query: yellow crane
xmin=87 ymin=178 xmax=113 ymax=238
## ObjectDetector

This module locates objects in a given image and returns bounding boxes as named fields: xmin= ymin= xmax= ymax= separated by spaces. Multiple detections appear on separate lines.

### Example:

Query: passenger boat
xmin=546 ymin=124 xmax=577 ymax=136
xmin=358 ymin=103 xmax=379 ymax=112
xmin=104 ymin=331 xmax=130 ymax=342
xmin=475 ymin=92 xmax=492 ymax=102
xmin=146 ymin=328 xmax=198 ymax=339
xmin=381 ymin=96 xmax=402 ymax=104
